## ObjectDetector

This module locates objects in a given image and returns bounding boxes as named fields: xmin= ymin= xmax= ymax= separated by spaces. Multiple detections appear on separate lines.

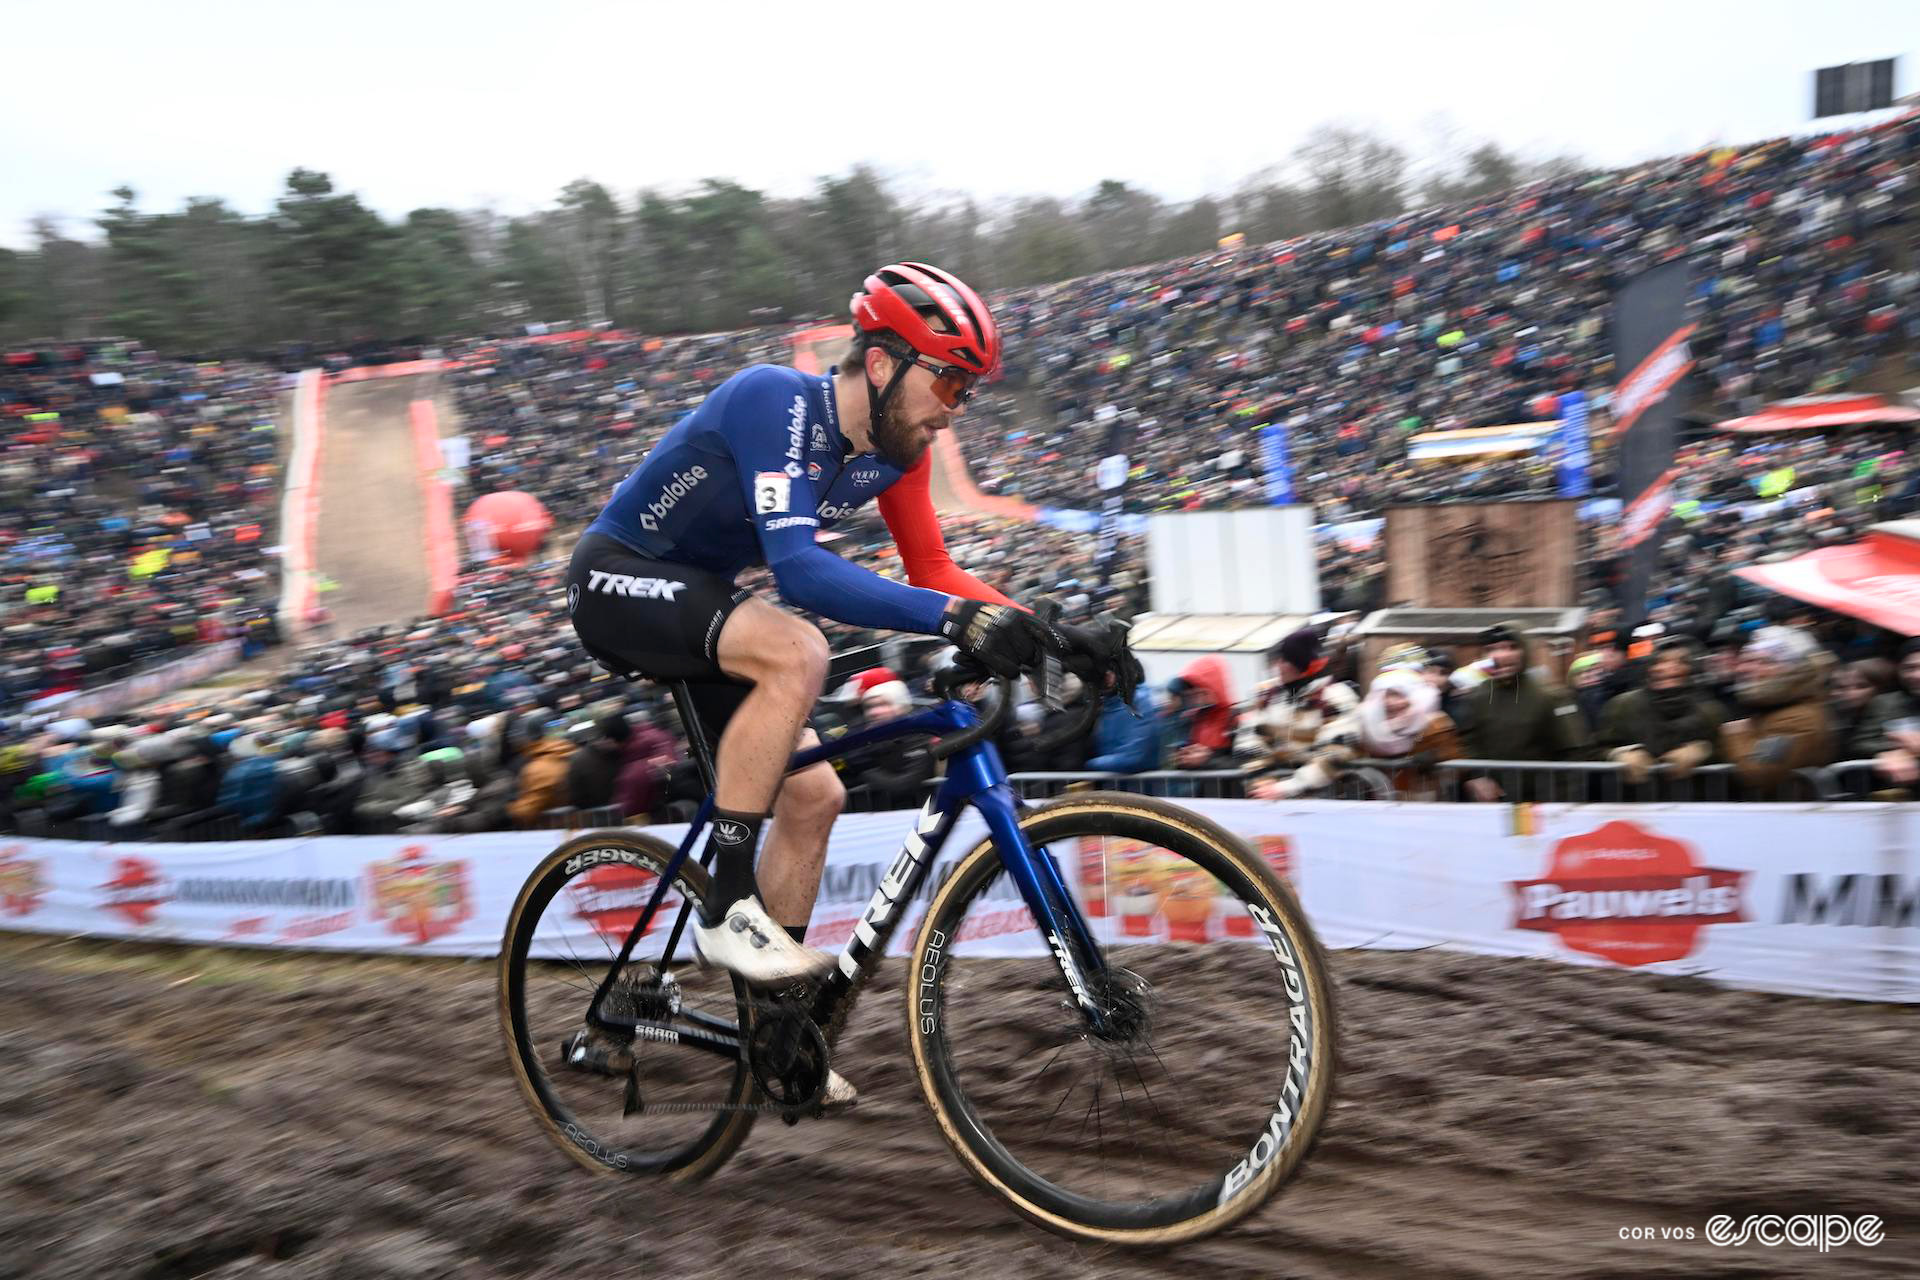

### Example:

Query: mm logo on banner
xmin=0 ymin=847 xmax=46 ymax=917
xmin=1510 ymin=819 xmax=1745 ymax=966
xmin=100 ymin=856 xmax=171 ymax=926
xmin=366 ymin=845 xmax=474 ymax=945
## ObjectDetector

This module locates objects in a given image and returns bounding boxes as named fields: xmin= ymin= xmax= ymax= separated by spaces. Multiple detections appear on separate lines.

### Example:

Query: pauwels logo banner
xmin=1610 ymin=261 xmax=1694 ymax=628
xmin=1510 ymin=819 xmax=1745 ymax=967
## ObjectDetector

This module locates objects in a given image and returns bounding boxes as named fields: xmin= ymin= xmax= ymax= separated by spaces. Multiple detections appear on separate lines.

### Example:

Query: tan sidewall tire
xmin=904 ymin=792 xmax=1338 ymax=1245
xmin=498 ymin=830 xmax=757 ymax=1182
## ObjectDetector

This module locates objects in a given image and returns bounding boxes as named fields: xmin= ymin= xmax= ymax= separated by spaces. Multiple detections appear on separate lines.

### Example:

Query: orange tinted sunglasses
xmin=898 ymin=351 xmax=981 ymax=408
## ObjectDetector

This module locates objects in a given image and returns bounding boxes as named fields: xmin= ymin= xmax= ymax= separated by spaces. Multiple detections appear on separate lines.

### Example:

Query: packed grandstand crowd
xmin=2 ymin=111 xmax=1919 ymax=837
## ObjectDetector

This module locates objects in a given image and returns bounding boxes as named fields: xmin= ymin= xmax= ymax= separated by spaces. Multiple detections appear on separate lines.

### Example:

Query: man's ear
xmin=865 ymin=344 xmax=893 ymax=385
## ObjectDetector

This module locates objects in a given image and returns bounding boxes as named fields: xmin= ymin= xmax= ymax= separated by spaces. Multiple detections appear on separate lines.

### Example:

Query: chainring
xmin=747 ymin=1005 xmax=829 ymax=1108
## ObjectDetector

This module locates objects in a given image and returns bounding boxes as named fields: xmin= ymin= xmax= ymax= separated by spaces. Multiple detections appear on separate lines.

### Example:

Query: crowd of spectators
xmin=4 ymin=113 xmax=1920 ymax=836
xmin=7 ymin=551 xmax=1919 ymax=843
xmin=0 ymin=343 xmax=289 ymax=713
xmin=434 ymin=108 xmax=1916 ymax=535
xmin=966 ymin=112 xmax=1916 ymax=516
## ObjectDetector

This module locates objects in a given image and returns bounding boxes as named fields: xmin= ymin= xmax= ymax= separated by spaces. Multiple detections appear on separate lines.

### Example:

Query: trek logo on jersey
xmin=586 ymin=570 xmax=686 ymax=601
xmin=755 ymin=471 xmax=791 ymax=514
xmin=786 ymin=394 xmax=806 ymax=462
xmin=636 ymin=465 xmax=708 ymax=532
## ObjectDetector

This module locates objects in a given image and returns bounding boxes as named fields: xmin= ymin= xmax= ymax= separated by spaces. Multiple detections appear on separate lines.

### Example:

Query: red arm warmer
xmin=876 ymin=452 xmax=1017 ymax=607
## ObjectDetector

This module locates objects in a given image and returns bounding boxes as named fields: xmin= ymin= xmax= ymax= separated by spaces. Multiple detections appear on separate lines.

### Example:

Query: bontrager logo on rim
xmin=1220 ymin=901 xmax=1314 ymax=1206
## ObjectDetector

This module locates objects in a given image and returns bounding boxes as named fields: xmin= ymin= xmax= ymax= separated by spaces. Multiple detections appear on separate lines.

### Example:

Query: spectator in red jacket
xmin=1167 ymin=655 xmax=1236 ymax=770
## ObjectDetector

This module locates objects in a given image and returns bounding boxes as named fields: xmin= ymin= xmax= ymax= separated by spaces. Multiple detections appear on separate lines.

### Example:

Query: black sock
xmin=703 ymin=808 xmax=765 ymax=924
xmin=784 ymin=925 xmax=808 ymax=946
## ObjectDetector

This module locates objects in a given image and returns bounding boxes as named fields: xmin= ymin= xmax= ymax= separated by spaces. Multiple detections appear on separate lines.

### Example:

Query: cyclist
xmin=566 ymin=264 xmax=1079 ymax=1008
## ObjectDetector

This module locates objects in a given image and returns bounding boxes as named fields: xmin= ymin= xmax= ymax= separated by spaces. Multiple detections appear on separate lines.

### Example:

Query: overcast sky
xmin=3 ymin=0 xmax=1913 ymax=249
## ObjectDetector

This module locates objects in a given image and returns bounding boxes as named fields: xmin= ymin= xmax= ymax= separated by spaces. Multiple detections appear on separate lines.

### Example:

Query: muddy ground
xmin=0 ymin=934 xmax=1913 ymax=1279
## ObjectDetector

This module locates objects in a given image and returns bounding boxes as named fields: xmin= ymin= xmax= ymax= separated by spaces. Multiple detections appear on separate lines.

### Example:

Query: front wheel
xmin=905 ymin=793 xmax=1337 ymax=1245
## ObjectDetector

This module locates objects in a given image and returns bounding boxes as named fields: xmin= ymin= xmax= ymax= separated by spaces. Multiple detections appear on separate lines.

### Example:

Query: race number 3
xmin=754 ymin=471 xmax=791 ymax=514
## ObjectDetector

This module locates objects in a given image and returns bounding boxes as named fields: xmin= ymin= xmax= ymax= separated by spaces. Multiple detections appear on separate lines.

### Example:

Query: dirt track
xmin=312 ymin=377 xmax=435 ymax=635
xmin=0 ymin=935 xmax=1914 ymax=1279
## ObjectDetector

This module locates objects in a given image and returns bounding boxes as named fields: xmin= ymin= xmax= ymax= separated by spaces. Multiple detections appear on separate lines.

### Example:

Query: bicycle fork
xmin=972 ymin=782 xmax=1114 ymax=1038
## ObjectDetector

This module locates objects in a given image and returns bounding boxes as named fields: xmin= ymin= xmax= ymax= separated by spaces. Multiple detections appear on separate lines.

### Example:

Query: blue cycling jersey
xmin=586 ymin=365 xmax=952 ymax=634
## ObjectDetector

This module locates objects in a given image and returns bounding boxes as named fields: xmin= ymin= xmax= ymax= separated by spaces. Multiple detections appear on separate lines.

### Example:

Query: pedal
xmin=559 ymin=1029 xmax=634 ymax=1079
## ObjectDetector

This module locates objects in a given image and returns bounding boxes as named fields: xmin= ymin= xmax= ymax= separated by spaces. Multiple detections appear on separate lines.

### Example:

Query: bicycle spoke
xmin=1037 ymin=1070 xmax=1080 ymax=1141
xmin=1110 ymin=1060 xmax=1153 ymax=1194
xmin=1126 ymin=1050 xmax=1170 ymax=1127
xmin=1075 ymin=1075 xmax=1103 ymax=1150
xmin=1028 ymin=1042 xmax=1070 ymax=1090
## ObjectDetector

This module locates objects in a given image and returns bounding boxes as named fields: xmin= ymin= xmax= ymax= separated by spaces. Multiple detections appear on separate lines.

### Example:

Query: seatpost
xmin=671 ymin=680 xmax=720 ymax=796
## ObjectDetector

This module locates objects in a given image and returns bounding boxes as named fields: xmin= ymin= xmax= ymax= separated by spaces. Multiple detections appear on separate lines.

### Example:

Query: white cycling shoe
xmin=692 ymin=896 xmax=836 ymax=986
xmin=821 ymin=1067 xmax=859 ymax=1109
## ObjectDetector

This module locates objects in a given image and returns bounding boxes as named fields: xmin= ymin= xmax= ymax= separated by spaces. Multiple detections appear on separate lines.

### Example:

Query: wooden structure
xmin=1384 ymin=500 xmax=1580 ymax=610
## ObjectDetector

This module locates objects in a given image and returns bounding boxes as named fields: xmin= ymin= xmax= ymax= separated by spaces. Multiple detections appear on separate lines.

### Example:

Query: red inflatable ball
xmin=465 ymin=490 xmax=552 ymax=563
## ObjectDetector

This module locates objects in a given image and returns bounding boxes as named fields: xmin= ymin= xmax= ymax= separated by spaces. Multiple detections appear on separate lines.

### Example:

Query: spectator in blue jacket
xmin=1086 ymin=678 xmax=1164 ymax=774
xmin=216 ymin=734 xmax=280 ymax=832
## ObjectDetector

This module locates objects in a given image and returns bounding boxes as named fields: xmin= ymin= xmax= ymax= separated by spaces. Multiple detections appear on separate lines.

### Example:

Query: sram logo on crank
xmin=1220 ymin=901 xmax=1314 ymax=1206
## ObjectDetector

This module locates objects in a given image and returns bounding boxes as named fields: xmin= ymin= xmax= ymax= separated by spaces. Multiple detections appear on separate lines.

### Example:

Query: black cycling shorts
xmin=566 ymin=532 xmax=755 ymax=742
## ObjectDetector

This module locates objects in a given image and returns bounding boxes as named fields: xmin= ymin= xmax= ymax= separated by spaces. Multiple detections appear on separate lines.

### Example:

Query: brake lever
xmin=1031 ymin=596 xmax=1066 ymax=712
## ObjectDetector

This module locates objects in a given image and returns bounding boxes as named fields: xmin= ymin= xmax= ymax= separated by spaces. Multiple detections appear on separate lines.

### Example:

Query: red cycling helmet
xmin=850 ymin=262 xmax=1000 ymax=376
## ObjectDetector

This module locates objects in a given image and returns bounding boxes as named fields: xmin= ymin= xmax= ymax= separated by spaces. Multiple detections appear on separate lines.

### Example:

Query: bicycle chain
xmin=617 ymin=988 xmax=832 ymax=1117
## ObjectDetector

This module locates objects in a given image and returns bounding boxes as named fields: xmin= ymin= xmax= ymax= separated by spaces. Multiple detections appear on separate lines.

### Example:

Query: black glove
xmin=939 ymin=599 xmax=1054 ymax=679
xmin=1050 ymin=615 xmax=1145 ymax=705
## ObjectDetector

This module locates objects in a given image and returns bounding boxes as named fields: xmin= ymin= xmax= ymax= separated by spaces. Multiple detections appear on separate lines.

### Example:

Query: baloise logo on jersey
xmin=1509 ymin=819 xmax=1745 ymax=966
xmin=636 ymin=465 xmax=707 ymax=532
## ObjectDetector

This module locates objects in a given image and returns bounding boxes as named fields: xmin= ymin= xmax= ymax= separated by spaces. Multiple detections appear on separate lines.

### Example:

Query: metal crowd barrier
xmin=534 ymin=805 xmax=628 ymax=830
xmin=846 ymin=761 xmax=1862 ymax=810
xmin=1824 ymin=759 xmax=1916 ymax=801
xmin=1424 ymin=760 xmax=1837 ymax=803
xmin=9 ymin=761 xmax=1909 ymax=845
xmin=844 ymin=768 xmax=1394 ymax=811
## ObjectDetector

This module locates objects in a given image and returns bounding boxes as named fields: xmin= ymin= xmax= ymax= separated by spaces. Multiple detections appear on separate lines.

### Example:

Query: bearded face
xmin=872 ymin=393 xmax=935 ymax=469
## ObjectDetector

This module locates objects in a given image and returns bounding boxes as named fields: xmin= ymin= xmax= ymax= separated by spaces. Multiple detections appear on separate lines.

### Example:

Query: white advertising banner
xmin=2 ymin=801 xmax=1915 ymax=1002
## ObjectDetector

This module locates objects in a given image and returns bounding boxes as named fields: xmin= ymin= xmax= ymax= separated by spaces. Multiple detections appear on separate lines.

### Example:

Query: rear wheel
xmin=905 ymin=793 xmax=1337 ymax=1245
xmin=499 ymin=831 xmax=756 ymax=1180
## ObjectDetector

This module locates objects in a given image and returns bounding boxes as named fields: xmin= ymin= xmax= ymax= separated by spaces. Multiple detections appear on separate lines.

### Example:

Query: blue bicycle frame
xmin=582 ymin=693 xmax=1113 ymax=1052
